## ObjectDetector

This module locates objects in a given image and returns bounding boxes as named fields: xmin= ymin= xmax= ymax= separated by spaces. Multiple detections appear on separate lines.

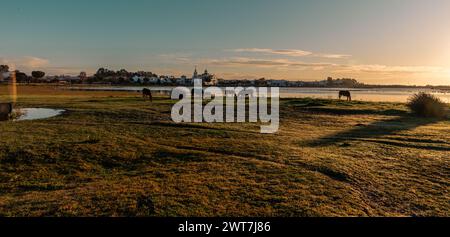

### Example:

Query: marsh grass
xmin=0 ymin=85 xmax=448 ymax=217
xmin=407 ymin=92 xmax=448 ymax=118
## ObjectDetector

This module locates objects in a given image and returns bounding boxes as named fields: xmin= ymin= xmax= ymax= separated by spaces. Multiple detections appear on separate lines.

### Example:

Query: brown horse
xmin=142 ymin=88 xmax=153 ymax=102
xmin=339 ymin=91 xmax=352 ymax=101
xmin=0 ymin=103 xmax=13 ymax=120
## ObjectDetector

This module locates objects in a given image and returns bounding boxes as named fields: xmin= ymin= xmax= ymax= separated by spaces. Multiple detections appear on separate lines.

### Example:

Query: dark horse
xmin=142 ymin=88 xmax=153 ymax=102
xmin=339 ymin=91 xmax=352 ymax=101
xmin=0 ymin=103 xmax=13 ymax=121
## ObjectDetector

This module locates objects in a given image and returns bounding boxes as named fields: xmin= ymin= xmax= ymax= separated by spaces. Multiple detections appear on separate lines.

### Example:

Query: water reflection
xmin=14 ymin=108 xmax=65 ymax=121
xmin=69 ymin=86 xmax=450 ymax=103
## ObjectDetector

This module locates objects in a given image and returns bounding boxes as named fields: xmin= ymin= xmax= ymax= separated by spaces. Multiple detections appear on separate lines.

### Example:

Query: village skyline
xmin=0 ymin=64 xmax=362 ymax=87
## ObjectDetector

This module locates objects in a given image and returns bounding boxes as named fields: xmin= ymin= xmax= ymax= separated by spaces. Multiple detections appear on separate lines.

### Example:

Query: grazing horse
xmin=0 ymin=103 xmax=13 ymax=120
xmin=339 ymin=91 xmax=352 ymax=101
xmin=142 ymin=88 xmax=153 ymax=102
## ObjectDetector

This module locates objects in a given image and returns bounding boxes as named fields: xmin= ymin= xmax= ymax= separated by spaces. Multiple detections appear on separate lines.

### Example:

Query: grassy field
xmin=0 ymin=85 xmax=448 ymax=217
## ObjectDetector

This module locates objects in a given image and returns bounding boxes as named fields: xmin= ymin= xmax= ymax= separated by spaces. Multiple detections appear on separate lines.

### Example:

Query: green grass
xmin=0 ymin=85 xmax=449 ymax=217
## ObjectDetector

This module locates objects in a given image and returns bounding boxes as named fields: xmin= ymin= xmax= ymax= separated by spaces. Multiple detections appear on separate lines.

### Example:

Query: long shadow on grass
xmin=308 ymin=113 xmax=449 ymax=151
xmin=299 ymin=107 xmax=408 ymax=116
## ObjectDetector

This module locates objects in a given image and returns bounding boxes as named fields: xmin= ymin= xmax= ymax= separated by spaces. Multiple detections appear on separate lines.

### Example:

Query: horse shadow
xmin=307 ymin=113 xmax=448 ymax=151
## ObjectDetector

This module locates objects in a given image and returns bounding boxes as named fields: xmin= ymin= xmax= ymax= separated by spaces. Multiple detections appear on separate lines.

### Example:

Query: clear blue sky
xmin=1 ymin=0 xmax=450 ymax=85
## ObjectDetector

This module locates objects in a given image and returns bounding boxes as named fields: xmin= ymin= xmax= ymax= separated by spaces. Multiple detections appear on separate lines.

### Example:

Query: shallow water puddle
xmin=13 ymin=108 xmax=65 ymax=121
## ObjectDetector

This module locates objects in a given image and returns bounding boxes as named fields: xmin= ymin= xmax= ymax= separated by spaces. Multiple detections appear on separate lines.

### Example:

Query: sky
xmin=1 ymin=0 xmax=450 ymax=85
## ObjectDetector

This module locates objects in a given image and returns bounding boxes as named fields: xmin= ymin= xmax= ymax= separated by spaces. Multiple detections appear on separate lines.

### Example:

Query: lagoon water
xmin=70 ymin=86 xmax=450 ymax=103
xmin=14 ymin=108 xmax=65 ymax=121
xmin=280 ymin=87 xmax=450 ymax=103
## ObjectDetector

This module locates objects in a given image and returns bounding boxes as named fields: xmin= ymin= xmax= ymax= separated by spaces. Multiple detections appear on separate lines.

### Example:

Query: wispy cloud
xmin=207 ymin=57 xmax=336 ymax=68
xmin=315 ymin=54 xmax=352 ymax=59
xmin=0 ymin=56 xmax=49 ymax=69
xmin=206 ymin=56 xmax=447 ymax=78
xmin=22 ymin=56 xmax=49 ymax=68
xmin=335 ymin=64 xmax=445 ymax=74
xmin=232 ymin=48 xmax=313 ymax=57
xmin=231 ymin=48 xmax=351 ymax=59
xmin=0 ymin=56 xmax=88 ymax=75
xmin=159 ymin=53 xmax=193 ymax=62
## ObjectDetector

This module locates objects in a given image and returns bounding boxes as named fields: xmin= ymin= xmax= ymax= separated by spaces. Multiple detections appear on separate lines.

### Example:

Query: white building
xmin=131 ymin=75 xmax=145 ymax=83
xmin=159 ymin=76 xmax=170 ymax=84
xmin=177 ymin=75 xmax=187 ymax=85
xmin=0 ymin=72 xmax=10 ymax=82
xmin=267 ymin=80 xmax=288 ymax=87
xmin=192 ymin=67 xmax=218 ymax=86
xmin=148 ymin=76 xmax=159 ymax=84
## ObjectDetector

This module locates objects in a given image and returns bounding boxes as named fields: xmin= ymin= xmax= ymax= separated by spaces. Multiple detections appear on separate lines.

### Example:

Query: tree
xmin=0 ymin=65 xmax=9 ymax=73
xmin=0 ymin=65 xmax=9 ymax=81
xmin=117 ymin=77 xmax=126 ymax=84
xmin=327 ymin=77 xmax=334 ymax=86
xmin=95 ymin=68 xmax=108 ymax=79
xmin=14 ymin=70 xmax=29 ymax=83
xmin=117 ymin=69 xmax=129 ymax=77
xmin=95 ymin=67 xmax=116 ymax=80
xmin=32 ymin=71 xmax=46 ymax=80
xmin=79 ymin=72 xmax=87 ymax=81
xmin=256 ymin=78 xmax=267 ymax=87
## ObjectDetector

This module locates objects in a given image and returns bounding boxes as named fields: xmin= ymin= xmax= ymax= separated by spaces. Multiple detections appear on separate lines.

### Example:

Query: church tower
xmin=193 ymin=66 xmax=198 ymax=79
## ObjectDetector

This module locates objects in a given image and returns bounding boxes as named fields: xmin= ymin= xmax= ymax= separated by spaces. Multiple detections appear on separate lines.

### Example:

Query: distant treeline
xmin=1 ymin=65 xmax=449 ymax=89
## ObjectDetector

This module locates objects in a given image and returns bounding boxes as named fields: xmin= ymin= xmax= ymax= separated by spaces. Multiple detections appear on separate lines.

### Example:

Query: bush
xmin=407 ymin=92 xmax=447 ymax=118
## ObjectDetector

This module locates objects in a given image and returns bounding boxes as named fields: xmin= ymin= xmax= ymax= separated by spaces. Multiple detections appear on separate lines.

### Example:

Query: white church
xmin=192 ymin=67 xmax=217 ymax=86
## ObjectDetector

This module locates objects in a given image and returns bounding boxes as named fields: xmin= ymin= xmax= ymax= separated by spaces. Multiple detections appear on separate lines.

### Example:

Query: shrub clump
xmin=407 ymin=92 xmax=447 ymax=118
